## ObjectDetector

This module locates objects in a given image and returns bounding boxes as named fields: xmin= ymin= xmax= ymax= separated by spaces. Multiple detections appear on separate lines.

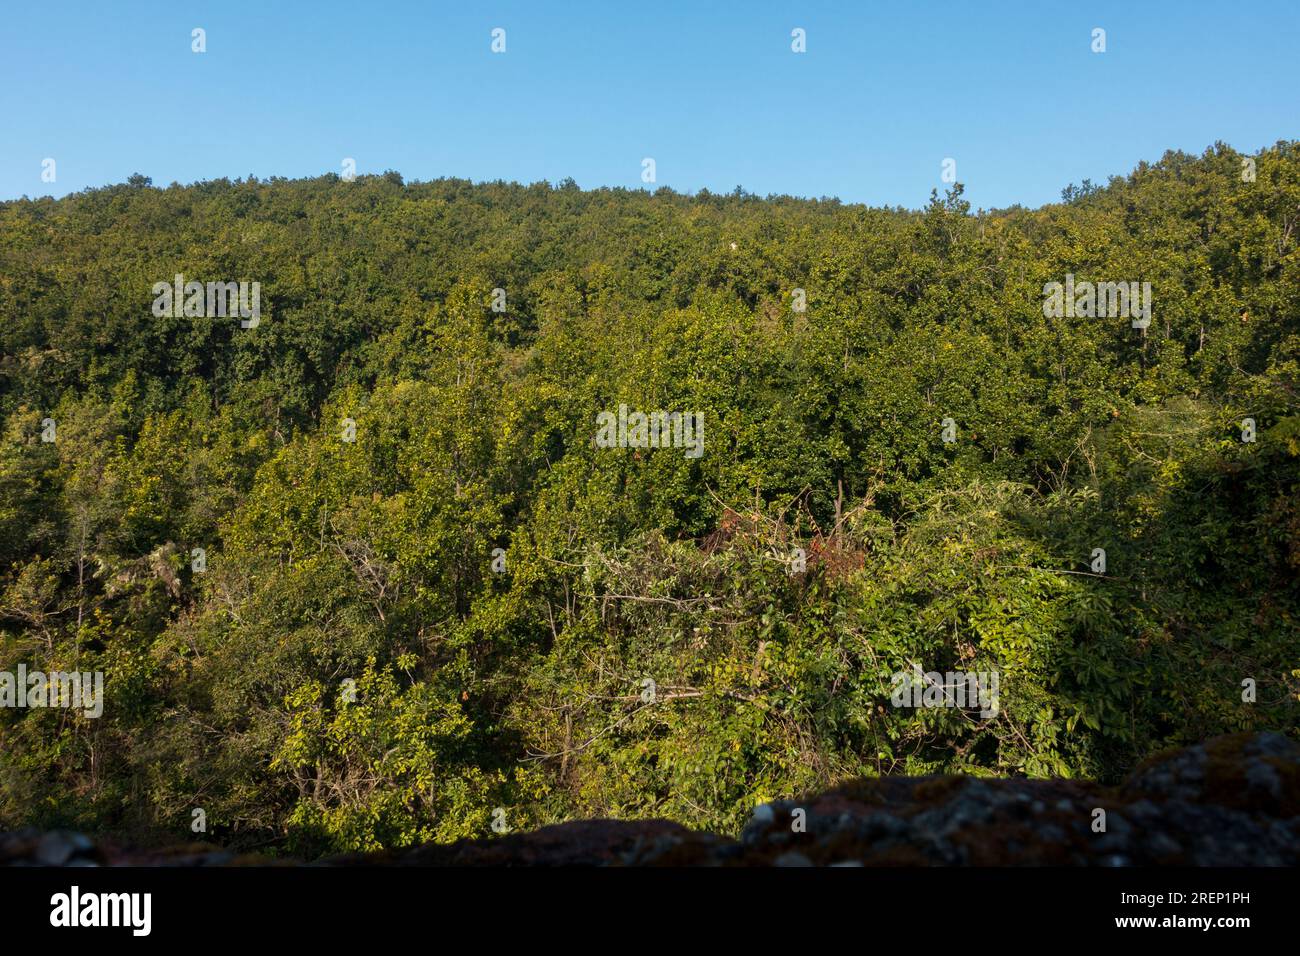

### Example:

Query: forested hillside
xmin=1 ymin=142 xmax=1297 ymax=857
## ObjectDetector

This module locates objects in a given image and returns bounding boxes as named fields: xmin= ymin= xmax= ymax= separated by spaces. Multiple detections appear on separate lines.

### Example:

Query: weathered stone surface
xmin=4 ymin=732 xmax=1297 ymax=866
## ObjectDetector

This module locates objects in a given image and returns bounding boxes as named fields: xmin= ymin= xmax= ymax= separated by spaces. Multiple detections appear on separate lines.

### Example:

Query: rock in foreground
xmin=4 ymin=733 xmax=1297 ymax=866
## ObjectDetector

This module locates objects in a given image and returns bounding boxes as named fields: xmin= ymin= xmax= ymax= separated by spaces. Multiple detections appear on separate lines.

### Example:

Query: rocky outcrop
xmin=4 ymin=732 xmax=1297 ymax=866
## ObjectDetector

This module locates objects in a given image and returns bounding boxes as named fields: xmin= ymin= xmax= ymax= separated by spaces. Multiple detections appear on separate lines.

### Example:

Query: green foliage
xmin=272 ymin=658 xmax=514 ymax=855
xmin=1 ymin=144 xmax=1297 ymax=855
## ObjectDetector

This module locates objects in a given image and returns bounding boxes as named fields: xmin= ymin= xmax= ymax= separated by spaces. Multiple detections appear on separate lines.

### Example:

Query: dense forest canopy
xmin=1 ymin=141 xmax=1297 ymax=856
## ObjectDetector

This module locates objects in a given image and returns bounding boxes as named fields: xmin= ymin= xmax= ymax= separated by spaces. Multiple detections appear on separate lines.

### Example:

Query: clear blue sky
xmin=2 ymin=0 xmax=1296 ymax=210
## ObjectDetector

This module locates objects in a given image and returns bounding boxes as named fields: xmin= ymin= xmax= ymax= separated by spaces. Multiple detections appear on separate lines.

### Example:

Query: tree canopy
xmin=1 ymin=142 xmax=1297 ymax=855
